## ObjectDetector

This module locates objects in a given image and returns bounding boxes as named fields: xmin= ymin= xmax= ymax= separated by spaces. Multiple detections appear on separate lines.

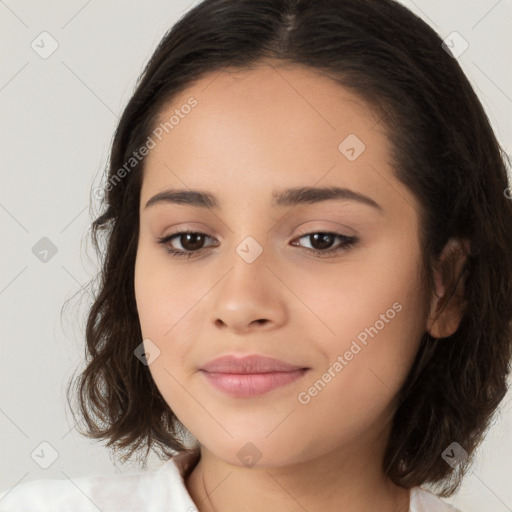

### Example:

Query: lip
xmin=201 ymin=354 xmax=306 ymax=373
xmin=199 ymin=354 xmax=310 ymax=398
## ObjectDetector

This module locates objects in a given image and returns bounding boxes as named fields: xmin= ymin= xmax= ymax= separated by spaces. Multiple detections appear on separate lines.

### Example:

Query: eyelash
xmin=156 ymin=231 xmax=358 ymax=259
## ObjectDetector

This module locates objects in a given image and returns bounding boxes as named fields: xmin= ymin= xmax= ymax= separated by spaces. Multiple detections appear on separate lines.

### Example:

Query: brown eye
xmin=157 ymin=231 xmax=218 ymax=258
xmin=157 ymin=231 xmax=357 ymax=260
xmin=174 ymin=232 xmax=207 ymax=251
xmin=291 ymin=232 xmax=358 ymax=257
xmin=306 ymin=233 xmax=336 ymax=250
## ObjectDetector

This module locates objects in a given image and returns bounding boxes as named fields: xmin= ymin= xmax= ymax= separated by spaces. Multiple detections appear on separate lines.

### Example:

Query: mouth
xmin=199 ymin=354 xmax=310 ymax=398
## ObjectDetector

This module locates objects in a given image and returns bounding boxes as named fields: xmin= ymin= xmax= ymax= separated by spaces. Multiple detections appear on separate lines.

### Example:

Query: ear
xmin=426 ymin=237 xmax=470 ymax=339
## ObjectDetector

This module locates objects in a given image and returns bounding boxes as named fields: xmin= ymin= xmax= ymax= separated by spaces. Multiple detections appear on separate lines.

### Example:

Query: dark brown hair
xmin=66 ymin=0 xmax=512 ymax=497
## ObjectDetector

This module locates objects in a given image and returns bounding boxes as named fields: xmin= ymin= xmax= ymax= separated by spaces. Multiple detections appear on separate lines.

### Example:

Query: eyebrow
xmin=144 ymin=186 xmax=383 ymax=212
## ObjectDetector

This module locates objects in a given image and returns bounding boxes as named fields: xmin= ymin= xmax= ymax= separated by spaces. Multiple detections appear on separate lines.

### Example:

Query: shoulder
xmin=0 ymin=458 xmax=186 ymax=512
xmin=409 ymin=487 xmax=463 ymax=512
xmin=0 ymin=475 xmax=106 ymax=512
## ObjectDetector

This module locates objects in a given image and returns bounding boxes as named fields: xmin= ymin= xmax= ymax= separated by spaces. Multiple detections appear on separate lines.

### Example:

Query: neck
xmin=184 ymin=432 xmax=410 ymax=512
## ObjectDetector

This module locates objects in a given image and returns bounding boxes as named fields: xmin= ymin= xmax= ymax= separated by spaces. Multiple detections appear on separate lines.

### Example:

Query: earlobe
xmin=426 ymin=237 xmax=470 ymax=339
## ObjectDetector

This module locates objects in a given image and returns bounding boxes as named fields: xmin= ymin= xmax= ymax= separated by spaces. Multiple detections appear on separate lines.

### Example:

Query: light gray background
xmin=1 ymin=1 xmax=511 ymax=511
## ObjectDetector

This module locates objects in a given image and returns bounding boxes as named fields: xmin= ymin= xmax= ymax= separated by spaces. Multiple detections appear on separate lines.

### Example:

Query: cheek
xmin=287 ymin=237 xmax=426 ymax=345
xmin=288 ymin=291 xmax=426 ymax=460
xmin=293 ymin=239 xmax=427 ymax=402
xmin=134 ymin=241 xmax=207 ymax=341
xmin=134 ymin=243 xmax=209 ymax=403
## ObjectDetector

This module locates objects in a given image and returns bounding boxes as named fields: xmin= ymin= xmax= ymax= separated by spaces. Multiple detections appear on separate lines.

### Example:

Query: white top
xmin=0 ymin=452 xmax=462 ymax=512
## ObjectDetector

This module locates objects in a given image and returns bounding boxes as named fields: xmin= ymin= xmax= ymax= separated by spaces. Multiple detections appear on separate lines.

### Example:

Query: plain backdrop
xmin=1 ymin=1 xmax=511 ymax=511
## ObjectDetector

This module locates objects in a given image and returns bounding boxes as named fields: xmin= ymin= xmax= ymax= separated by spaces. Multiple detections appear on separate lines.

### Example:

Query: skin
xmin=134 ymin=61 xmax=465 ymax=512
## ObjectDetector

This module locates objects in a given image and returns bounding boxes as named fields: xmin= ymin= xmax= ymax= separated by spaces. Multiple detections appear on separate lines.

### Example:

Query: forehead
xmin=153 ymin=62 xmax=382 ymax=145
xmin=139 ymin=62 xmax=405 ymax=213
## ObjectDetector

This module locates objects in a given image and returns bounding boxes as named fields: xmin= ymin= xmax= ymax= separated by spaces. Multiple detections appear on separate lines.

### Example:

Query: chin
xmin=199 ymin=435 xmax=309 ymax=469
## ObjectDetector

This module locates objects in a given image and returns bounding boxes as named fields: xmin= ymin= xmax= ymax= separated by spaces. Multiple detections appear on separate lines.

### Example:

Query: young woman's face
xmin=134 ymin=62 xmax=431 ymax=467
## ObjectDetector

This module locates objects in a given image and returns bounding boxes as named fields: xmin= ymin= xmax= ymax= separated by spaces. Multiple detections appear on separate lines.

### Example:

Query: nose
xmin=210 ymin=241 xmax=287 ymax=334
